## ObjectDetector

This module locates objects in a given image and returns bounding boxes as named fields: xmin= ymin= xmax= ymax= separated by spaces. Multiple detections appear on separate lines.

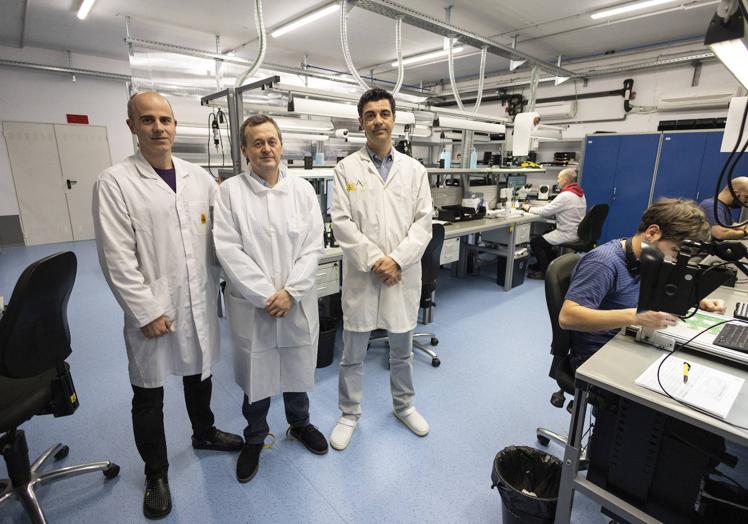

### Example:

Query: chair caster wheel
xmin=537 ymin=435 xmax=550 ymax=446
xmin=103 ymin=463 xmax=120 ymax=479
xmin=430 ymin=337 xmax=439 ymax=346
xmin=431 ymin=358 xmax=441 ymax=367
xmin=54 ymin=445 xmax=69 ymax=460
xmin=550 ymin=390 xmax=565 ymax=408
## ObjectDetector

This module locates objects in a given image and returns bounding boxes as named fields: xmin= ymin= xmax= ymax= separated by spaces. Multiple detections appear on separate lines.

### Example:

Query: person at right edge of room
xmin=522 ymin=167 xmax=586 ymax=279
xmin=558 ymin=198 xmax=726 ymax=371
xmin=92 ymin=92 xmax=243 ymax=520
xmin=698 ymin=176 xmax=748 ymax=240
xmin=330 ymin=88 xmax=433 ymax=451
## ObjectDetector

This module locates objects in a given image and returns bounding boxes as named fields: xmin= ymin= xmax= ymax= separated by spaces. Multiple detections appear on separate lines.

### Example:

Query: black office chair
xmin=370 ymin=223 xmax=445 ymax=367
xmin=0 ymin=252 xmax=119 ymax=524
xmin=535 ymin=253 xmax=581 ymax=448
xmin=558 ymin=204 xmax=609 ymax=253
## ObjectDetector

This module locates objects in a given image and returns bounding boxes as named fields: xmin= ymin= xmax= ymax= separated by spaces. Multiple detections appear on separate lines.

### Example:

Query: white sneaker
xmin=329 ymin=417 xmax=357 ymax=451
xmin=394 ymin=409 xmax=430 ymax=437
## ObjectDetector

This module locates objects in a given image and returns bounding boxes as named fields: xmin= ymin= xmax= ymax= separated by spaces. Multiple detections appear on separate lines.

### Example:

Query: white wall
xmin=0 ymin=46 xmax=135 ymax=216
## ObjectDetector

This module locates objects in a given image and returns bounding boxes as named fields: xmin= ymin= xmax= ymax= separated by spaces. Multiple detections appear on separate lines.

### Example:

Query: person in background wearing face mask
xmin=698 ymin=177 xmax=748 ymax=240
xmin=522 ymin=168 xmax=586 ymax=279
xmin=93 ymin=92 xmax=243 ymax=519
xmin=212 ymin=114 xmax=327 ymax=484
xmin=558 ymin=198 xmax=726 ymax=371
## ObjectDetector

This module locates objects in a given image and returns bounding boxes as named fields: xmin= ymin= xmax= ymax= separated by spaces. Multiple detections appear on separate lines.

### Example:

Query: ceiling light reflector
xmin=271 ymin=4 xmax=339 ymax=38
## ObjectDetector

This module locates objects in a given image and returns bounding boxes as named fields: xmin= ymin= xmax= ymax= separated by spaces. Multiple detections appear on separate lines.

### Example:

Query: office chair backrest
xmin=545 ymin=253 xmax=581 ymax=359
xmin=421 ymin=223 xmax=445 ymax=298
xmin=577 ymin=204 xmax=609 ymax=243
xmin=0 ymin=251 xmax=77 ymax=379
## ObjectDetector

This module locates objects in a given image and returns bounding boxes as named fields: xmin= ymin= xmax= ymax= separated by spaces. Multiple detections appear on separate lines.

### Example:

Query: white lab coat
xmin=92 ymin=151 xmax=220 ymax=388
xmin=528 ymin=191 xmax=587 ymax=245
xmin=213 ymin=168 xmax=324 ymax=403
xmin=332 ymin=147 xmax=433 ymax=333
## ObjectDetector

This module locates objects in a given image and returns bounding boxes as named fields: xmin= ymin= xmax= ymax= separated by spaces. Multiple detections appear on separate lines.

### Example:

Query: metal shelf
xmin=426 ymin=167 xmax=545 ymax=175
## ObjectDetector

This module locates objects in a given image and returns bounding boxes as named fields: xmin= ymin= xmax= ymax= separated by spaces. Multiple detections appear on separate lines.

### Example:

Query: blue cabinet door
xmin=580 ymin=135 xmax=620 ymax=241
xmin=651 ymin=132 xmax=707 ymax=202
xmin=604 ymin=134 xmax=661 ymax=242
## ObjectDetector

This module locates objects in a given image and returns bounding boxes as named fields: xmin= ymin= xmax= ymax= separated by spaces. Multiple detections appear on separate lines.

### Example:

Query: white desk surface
xmin=442 ymin=213 xmax=540 ymax=239
xmin=576 ymin=285 xmax=748 ymax=447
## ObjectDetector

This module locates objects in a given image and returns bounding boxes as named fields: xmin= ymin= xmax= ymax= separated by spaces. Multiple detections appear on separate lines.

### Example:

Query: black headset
xmin=624 ymin=237 xmax=640 ymax=275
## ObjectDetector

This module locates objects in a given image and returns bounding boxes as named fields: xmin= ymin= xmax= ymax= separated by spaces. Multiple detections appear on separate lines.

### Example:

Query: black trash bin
xmin=316 ymin=317 xmax=337 ymax=368
xmin=490 ymin=446 xmax=562 ymax=524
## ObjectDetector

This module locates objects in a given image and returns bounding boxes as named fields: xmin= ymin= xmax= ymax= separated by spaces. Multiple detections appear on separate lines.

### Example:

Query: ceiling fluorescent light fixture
xmin=271 ymin=3 xmax=339 ymax=38
xmin=284 ymin=132 xmax=330 ymax=142
xmin=392 ymin=47 xmax=464 ymax=67
xmin=590 ymin=0 xmax=676 ymax=20
xmin=434 ymin=116 xmax=506 ymax=134
xmin=273 ymin=116 xmax=334 ymax=132
xmin=77 ymin=0 xmax=98 ymax=20
xmin=705 ymin=6 xmax=748 ymax=89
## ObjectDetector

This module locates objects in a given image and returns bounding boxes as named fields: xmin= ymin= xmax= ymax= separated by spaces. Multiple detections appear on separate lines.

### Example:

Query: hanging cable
xmin=447 ymin=36 xmax=464 ymax=111
xmin=391 ymin=17 xmax=405 ymax=97
xmin=340 ymin=0 xmax=369 ymax=91
xmin=472 ymin=46 xmax=488 ymax=113
xmin=235 ymin=0 xmax=267 ymax=87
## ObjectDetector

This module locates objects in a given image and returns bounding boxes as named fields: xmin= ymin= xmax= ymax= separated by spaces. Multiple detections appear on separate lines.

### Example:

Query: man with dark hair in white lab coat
xmin=92 ymin=91 xmax=242 ymax=520
xmin=329 ymin=88 xmax=433 ymax=451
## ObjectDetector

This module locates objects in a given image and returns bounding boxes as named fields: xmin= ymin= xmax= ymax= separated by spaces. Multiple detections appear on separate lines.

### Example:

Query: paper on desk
xmin=635 ymin=355 xmax=744 ymax=419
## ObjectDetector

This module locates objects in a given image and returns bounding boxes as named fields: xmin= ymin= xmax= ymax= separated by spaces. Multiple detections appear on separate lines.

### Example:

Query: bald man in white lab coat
xmin=92 ymin=92 xmax=242 ymax=519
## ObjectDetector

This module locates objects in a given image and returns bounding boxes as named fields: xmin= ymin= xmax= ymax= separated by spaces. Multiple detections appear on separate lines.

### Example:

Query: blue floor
xmin=0 ymin=241 xmax=742 ymax=523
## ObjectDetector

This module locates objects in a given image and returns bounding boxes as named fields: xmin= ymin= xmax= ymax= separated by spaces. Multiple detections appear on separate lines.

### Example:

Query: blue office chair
xmin=0 ymin=252 xmax=119 ymax=523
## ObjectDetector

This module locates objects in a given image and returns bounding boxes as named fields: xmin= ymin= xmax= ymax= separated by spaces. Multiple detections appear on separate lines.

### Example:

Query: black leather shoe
xmin=288 ymin=424 xmax=329 ymax=455
xmin=143 ymin=475 xmax=171 ymax=520
xmin=192 ymin=428 xmax=243 ymax=452
xmin=236 ymin=443 xmax=263 ymax=483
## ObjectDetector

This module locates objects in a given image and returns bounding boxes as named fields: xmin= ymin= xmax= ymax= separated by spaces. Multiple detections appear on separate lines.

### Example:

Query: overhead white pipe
xmin=235 ymin=0 xmax=267 ymax=87
xmin=391 ymin=17 xmax=405 ymax=97
xmin=340 ymin=0 xmax=370 ymax=91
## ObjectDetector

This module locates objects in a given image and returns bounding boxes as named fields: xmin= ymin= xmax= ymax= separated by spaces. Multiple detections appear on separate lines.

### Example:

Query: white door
xmin=2 ymin=122 xmax=73 ymax=245
xmin=54 ymin=124 xmax=111 ymax=241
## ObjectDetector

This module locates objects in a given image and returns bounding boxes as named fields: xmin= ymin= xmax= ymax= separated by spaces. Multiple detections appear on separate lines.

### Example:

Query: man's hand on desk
xmin=699 ymin=298 xmax=726 ymax=314
xmin=373 ymin=256 xmax=402 ymax=286
xmin=633 ymin=310 xmax=680 ymax=330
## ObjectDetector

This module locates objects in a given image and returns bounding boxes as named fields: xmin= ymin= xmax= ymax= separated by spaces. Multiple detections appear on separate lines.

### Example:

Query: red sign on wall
xmin=66 ymin=114 xmax=89 ymax=124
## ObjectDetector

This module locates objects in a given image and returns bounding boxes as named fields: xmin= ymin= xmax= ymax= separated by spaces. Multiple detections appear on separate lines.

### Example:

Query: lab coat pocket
xmin=277 ymin=300 xmax=312 ymax=348
xmin=150 ymin=276 xmax=176 ymax=322
xmin=188 ymin=201 xmax=210 ymax=236
xmin=225 ymin=291 xmax=276 ymax=351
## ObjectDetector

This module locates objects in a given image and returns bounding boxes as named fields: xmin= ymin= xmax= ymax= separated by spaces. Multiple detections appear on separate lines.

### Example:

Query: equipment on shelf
xmin=538 ymin=185 xmax=550 ymax=200
xmin=438 ymin=205 xmax=486 ymax=223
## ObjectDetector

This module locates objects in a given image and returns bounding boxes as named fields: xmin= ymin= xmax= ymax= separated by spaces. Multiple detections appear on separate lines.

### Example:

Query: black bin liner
xmin=491 ymin=446 xmax=562 ymax=524
xmin=316 ymin=317 xmax=337 ymax=368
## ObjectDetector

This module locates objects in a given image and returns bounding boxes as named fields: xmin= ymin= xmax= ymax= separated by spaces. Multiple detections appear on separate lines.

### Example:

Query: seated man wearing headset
xmin=558 ymin=198 xmax=726 ymax=370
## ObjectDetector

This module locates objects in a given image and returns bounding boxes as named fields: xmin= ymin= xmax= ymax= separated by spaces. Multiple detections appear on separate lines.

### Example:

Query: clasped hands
xmin=373 ymin=256 xmax=401 ymax=286
xmin=265 ymin=289 xmax=294 ymax=318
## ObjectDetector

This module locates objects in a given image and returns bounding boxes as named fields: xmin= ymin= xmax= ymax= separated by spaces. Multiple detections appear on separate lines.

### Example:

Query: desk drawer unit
xmin=481 ymin=222 xmax=531 ymax=245
xmin=316 ymin=261 xmax=340 ymax=297
xmin=440 ymin=237 xmax=460 ymax=264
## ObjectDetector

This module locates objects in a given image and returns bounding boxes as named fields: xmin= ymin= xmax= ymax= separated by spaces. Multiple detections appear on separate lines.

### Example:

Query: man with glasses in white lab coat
xmin=92 ymin=92 xmax=242 ymax=520
xmin=330 ymin=88 xmax=433 ymax=451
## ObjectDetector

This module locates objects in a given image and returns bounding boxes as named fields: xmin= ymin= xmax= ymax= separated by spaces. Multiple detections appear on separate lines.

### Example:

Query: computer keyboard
xmin=713 ymin=323 xmax=748 ymax=354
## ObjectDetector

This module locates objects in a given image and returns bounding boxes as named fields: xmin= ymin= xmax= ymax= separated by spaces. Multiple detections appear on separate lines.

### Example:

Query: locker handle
xmin=66 ymin=179 xmax=78 ymax=189
xmin=612 ymin=186 xmax=616 ymax=197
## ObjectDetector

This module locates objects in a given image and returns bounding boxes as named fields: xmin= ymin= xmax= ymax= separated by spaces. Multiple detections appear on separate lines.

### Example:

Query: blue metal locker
xmin=651 ymin=133 xmax=708 ymax=202
xmin=580 ymin=135 xmax=620 ymax=241
xmin=604 ymin=134 xmax=661 ymax=242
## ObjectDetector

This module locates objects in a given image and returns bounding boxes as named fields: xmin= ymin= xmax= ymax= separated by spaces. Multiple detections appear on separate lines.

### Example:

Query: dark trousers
xmin=531 ymin=235 xmax=557 ymax=274
xmin=131 ymin=374 xmax=215 ymax=479
xmin=242 ymin=392 xmax=310 ymax=445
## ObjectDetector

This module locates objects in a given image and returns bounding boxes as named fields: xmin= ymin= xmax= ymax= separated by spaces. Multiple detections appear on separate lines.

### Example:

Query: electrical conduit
xmin=235 ymin=0 xmax=267 ymax=87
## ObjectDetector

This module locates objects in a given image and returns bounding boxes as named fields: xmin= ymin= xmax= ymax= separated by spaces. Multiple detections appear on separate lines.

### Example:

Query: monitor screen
xmin=506 ymin=174 xmax=527 ymax=189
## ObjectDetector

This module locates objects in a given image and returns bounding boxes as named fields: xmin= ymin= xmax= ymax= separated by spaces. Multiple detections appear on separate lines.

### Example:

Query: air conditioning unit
xmin=535 ymin=101 xmax=576 ymax=121
xmin=656 ymin=89 xmax=738 ymax=112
